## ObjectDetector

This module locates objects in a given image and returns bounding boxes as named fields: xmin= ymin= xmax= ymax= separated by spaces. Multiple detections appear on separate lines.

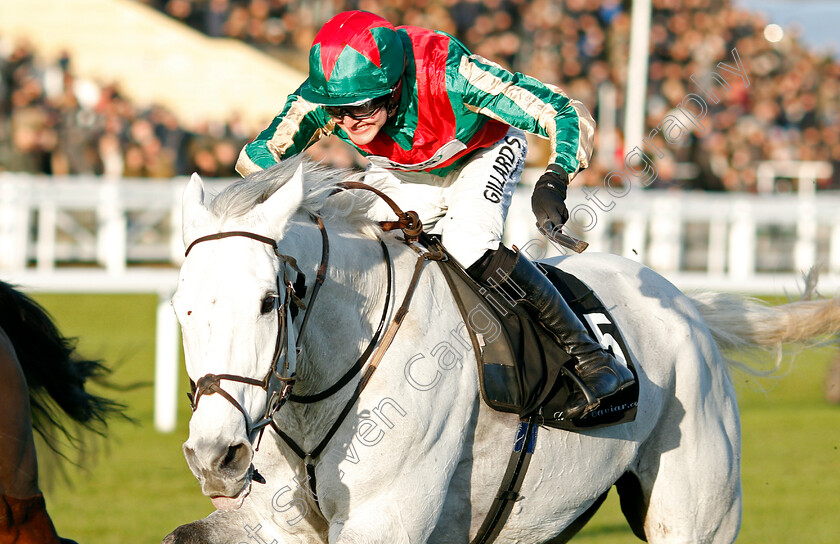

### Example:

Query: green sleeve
xmin=452 ymin=53 xmax=595 ymax=176
xmin=236 ymin=83 xmax=333 ymax=176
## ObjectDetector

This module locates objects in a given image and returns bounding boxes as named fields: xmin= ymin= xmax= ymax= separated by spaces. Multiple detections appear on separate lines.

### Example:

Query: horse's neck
xmin=289 ymin=218 xmax=390 ymax=395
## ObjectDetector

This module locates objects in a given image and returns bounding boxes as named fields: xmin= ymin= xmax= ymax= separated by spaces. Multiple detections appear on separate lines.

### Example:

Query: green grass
xmin=31 ymin=294 xmax=212 ymax=544
xmin=576 ymin=348 xmax=840 ymax=543
xmin=29 ymin=294 xmax=840 ymax=543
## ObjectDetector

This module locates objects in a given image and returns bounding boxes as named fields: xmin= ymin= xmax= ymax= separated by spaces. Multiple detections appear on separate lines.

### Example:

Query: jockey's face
xmin=334 ymin=107 xmax=389 ymax=146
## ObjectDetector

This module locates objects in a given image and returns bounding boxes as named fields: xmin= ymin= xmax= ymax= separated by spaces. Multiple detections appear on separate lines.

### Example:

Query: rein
xmin=270 ymin=244 xmax=437 ymax=505
xmin=183 ymin=182 xmax=429 ymax=462
xmin=183 ymin=181 xmax=441 ymax=515
xmin=269 ymin=182 xmax=441 ymax=507
xmin=285 ymin=181 xmax=420 ymax=405
xmin=287 ymin=238 xmax=391 ymax=404
xmin=183 ymin=181 xmax=528 ymax=540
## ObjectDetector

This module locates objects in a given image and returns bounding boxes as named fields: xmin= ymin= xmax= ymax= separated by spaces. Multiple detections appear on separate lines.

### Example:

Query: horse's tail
xmin=688 ymin=291 xmax=840 ymax=373
xmin=0 ymin=281 xmax=123 ymax=452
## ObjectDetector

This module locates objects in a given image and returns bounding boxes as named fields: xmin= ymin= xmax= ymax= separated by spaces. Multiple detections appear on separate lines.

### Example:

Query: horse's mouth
xmin=210 ymin=479 xmax=252 ymax=512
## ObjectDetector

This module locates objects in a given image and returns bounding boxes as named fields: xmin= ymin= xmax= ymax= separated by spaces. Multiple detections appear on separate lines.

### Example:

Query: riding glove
xmin=531 ymin=166 xmax=570 ymax=230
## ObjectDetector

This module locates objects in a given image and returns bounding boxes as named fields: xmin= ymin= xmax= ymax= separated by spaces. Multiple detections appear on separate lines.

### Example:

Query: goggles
xmin=323 ymin=94 xmax=391 ymax=121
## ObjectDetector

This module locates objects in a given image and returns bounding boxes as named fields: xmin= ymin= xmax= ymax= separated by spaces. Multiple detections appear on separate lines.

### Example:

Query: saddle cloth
xmin=437 ymin=254 xmax=638 ymax=432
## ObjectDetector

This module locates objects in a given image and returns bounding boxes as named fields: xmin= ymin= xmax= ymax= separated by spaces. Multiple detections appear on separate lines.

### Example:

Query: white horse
xmin=163 ymin=159 xmax=840 ymax=544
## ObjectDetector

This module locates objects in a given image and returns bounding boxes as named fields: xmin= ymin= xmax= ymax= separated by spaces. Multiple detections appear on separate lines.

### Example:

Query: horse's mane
xmin=208 ymin=158 xmax=383 ymax=231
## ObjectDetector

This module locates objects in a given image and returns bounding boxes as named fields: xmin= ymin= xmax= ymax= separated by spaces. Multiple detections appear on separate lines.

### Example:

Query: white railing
xmin=0 ymin=175 xmax=203 ymax=434
xmin=2 ymin=169 xmax=839 ymax=433
xmin=507 ymin=166 xmax=840 ymax=295
xmin=0 ymin=175 xmax=192 ymax=273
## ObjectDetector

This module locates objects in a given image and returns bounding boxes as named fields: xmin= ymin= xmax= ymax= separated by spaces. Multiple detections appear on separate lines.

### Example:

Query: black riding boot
xmin=468 ymin=245 xmax=635 ymax=419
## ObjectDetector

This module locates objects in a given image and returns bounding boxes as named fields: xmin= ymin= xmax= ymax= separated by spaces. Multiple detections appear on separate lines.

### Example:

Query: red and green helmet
xmin=300 ymin=11 xmax=405 ymax=106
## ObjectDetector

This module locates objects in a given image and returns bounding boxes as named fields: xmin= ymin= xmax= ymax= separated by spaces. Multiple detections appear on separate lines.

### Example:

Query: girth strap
xmin=429 ymin=234 xmax=542 ymax=544
xmin=470 ymin=417 xmax=539 ymax=544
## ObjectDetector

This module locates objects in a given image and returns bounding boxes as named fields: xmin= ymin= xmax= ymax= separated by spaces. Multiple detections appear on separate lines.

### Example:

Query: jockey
xmin=236 ymin=10 xmax=633 ymax=418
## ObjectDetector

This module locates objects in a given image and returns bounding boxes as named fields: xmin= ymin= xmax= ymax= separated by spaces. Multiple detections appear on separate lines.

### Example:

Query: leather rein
xmin=183 ymin=181 xmax=432 ymax=457
xmin=182 ymin=180 xmax=532 ymax=542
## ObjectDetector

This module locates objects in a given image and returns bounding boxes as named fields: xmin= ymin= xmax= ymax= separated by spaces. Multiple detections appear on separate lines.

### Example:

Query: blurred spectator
xmin=0 ymin=37 xmax=251 ymax=178
xmin=4 ymin=0 xmax=840 ymax=190
xmin=140 ymin=0 xmax=840 ymax=190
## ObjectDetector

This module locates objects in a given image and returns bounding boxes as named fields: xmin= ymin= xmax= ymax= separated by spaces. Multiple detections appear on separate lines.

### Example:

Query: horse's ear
xmin=259 ymin=163 xmax=305 ymax=232
xmin=182 ymin=173 xmax=212 ymax=245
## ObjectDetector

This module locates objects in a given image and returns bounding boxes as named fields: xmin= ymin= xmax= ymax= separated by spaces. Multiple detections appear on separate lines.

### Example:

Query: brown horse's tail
xmin=688 ymin=291 xmax=840 ymax=374
xmin=0 ymin=281 xmax=123 ymax=453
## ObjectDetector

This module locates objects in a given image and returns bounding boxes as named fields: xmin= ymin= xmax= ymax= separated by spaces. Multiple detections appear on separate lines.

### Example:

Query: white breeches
xmin=364 ymin=127 xmax=527 ymax=268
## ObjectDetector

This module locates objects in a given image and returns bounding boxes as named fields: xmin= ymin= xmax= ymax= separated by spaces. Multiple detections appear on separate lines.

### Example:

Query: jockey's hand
xmin=531 ymin=166 xmax=570 ymax=230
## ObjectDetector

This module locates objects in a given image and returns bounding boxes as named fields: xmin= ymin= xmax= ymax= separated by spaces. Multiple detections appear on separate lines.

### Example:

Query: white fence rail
xmin=507 ymin=179 xmax=840 ymax=294
xmin=2 ymin=171 xmax=839 ymax=433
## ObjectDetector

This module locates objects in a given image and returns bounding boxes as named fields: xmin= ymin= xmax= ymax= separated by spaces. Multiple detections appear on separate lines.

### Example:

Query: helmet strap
xmin=386 ymin=79 xmax=403 ymax=119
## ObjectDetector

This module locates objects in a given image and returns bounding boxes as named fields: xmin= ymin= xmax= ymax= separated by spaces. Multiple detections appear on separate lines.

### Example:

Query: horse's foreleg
xmin=325 ymin=483 xmax=452 ymax=544
xmin=0 ymin=335 xmax=68 ymax=544
xmin=162 ymin=503 xmax=326 ymax=544
xmin=162 ymin=520 xmax=221 ymax=544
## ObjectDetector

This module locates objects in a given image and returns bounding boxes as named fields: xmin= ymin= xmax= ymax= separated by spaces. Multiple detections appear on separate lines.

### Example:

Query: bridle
xmin=180 ymin=179 xmax=550 ymax=542
xmin=184 ymin=224 xmax=326 ymax=442
xmin=183 ymin=182 xmax=425 ymax=449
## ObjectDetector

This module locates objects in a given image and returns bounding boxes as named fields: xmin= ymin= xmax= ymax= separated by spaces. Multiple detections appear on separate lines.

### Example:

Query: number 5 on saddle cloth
xmin=430 ymin=237 xmax=639 ymax=431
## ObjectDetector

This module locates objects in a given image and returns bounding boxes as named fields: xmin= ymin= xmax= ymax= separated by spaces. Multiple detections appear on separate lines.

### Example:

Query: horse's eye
xmin=260 ymin=295 xmax=277 ymax=315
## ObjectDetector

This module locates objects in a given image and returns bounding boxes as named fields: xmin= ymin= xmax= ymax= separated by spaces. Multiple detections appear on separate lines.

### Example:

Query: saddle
xmin=332 ymin=183 xmax=638 ymax=431
xmin=429 ymin=237 xmax=638 ymax=431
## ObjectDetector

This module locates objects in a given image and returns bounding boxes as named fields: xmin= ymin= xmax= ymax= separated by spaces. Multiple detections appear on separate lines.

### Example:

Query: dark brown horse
xmin=0 ymin=281 xmax=119 ymax=544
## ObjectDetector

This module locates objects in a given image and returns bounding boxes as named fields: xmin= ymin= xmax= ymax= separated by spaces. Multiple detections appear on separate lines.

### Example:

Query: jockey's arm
xmin=455 ymin=54 xmax=596 ymax=181
xmin=235 ymin=83 xmax=333 ymax=177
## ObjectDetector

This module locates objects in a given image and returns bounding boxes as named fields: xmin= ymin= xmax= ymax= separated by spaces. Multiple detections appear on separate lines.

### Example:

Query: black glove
xmin=531 ymin=167 xmax=569 ymax=230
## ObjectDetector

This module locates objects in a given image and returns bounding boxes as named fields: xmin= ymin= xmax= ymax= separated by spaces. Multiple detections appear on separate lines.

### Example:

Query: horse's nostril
xmin=219 ymin=442 xmax=250 ymax=473
xmin=222 ymin=444 xmax=240 ymax=467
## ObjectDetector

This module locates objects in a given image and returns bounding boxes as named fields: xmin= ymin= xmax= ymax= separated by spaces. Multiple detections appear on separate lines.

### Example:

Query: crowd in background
xmin=0 ymin=39 xmax=250 ymax=179
xmin=2 ymin=0 xmax=839 ymax=191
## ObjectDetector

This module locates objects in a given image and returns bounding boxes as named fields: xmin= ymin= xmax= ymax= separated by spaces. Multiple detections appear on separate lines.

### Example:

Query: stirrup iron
xmin=560 ymin=366 xmax=600 ymax=418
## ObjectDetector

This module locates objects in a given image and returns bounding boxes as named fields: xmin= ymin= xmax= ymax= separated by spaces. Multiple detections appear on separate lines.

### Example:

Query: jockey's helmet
xmin=301 ymin=11 xmax=405 ymax=107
